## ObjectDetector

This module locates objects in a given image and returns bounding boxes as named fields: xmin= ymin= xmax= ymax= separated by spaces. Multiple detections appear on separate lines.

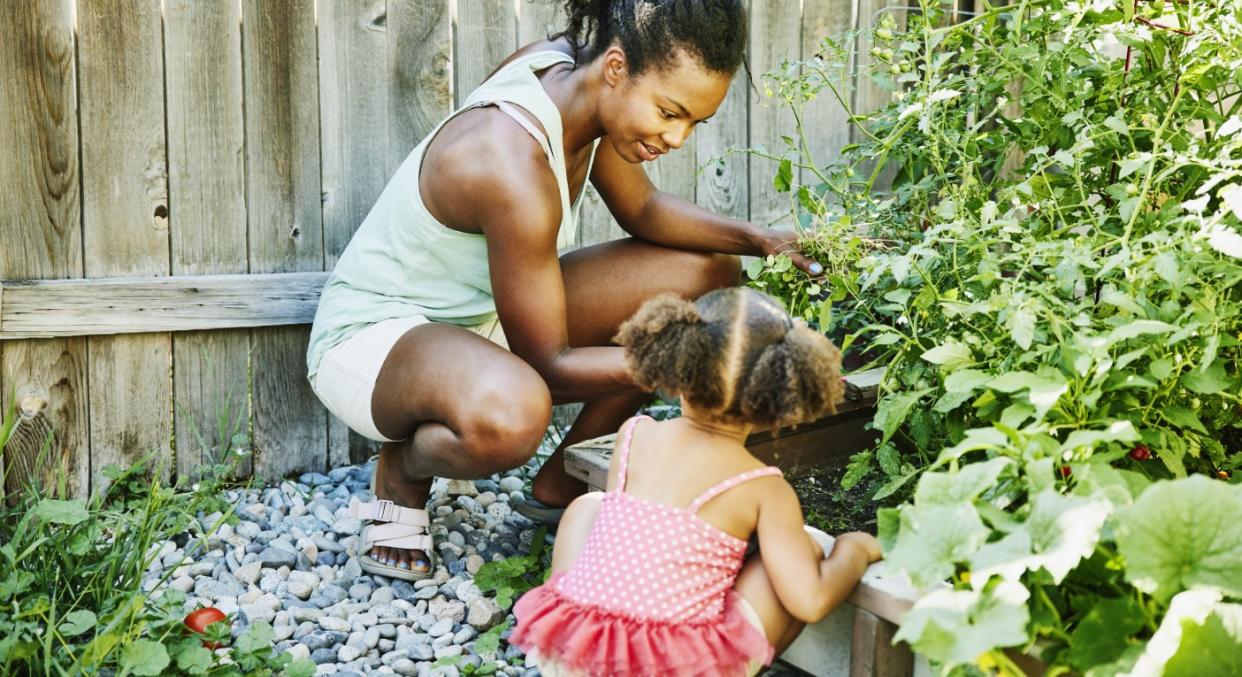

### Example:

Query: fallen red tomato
xmin=1129 ymin=445 xmax=1152 ymax=461
xmin=1058 ymin=466 xmax=1072 ymax=479
xmin=185 ymin=607 xmax=228 ymax=648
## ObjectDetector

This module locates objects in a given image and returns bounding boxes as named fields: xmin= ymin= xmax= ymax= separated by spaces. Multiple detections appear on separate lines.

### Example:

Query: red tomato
xmin=1058 ymin=466 xmax=1072 ymax=479
xmin=1129 ymin=445 xmax=1152 ymax=461
xmin=185 ymin=607 xmax=228 ymax=648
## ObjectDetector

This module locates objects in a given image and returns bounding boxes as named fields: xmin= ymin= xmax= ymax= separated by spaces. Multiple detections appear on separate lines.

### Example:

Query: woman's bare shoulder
xmin=489 ymin=37 xmax=574 ymax=76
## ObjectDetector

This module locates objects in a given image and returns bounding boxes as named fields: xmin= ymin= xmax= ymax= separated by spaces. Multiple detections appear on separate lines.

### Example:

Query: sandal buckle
xmin=376 ymin=499 xmax=395 ymax=521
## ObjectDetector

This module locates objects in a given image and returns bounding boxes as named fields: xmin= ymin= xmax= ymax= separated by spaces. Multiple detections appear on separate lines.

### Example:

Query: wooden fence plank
xmin=801 ymin=0 xmax=856 ymax=189
xmin=78 ymin=0 xmax=173 ymax=486
xmin=747 ymin=0 xmax=802 ymax=227
xmin=318 ymin=0 xmax=396 ymax=468
xmin=696 ymin=54 xmax=750 ymax=222
xmin=389 ymin=0 xmax=452 ymax=173
xmin=518 ymin=0 xmax=565 ymax=46
xmin=0 ymin=273 xmax=328 ymax=338
xmin=165 ymin=0 xmax=250 ymax=479
xmin=0 ymin=0 xmax=88 ymax=497
xmin=454 ymin=0 xmax=517 ymax=107
xmin=243 ymin=0 xmax=327 ymax=481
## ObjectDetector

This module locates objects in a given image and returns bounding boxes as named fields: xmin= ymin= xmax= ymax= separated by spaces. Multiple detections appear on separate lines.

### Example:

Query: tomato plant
xmin=748 ymin=0 xmax=1242 ymax=671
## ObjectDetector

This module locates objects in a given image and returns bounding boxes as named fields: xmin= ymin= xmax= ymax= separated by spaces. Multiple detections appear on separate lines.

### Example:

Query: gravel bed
xmin=142 ymin=452 xmax=548 ymax=676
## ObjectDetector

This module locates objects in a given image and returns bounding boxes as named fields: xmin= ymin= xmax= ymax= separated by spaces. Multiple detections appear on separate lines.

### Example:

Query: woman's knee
xmin=458 ymin=374 xmax=552 ymax=469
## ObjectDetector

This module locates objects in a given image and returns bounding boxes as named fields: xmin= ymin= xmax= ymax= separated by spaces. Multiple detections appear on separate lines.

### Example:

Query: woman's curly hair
xmin=614 ymin=288 xmax=844 ymax=429
xmin=557 ymin=0 xmax=748 ymax=76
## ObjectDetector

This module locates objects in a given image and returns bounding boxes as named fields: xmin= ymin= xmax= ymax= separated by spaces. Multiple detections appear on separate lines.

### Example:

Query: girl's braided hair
xmin=557 ymin=0 xmax=747 ymax=76
xmin=615 ymin=288 xmax=844 ymax=428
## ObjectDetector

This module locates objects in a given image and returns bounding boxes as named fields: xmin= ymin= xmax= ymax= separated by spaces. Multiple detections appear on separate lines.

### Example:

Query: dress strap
xmin=494 ymin=101 xmax=556 ymax=165
xmin=613 ymin=415 xmax=652 ymax=492
xmin=688 ymin=467 xmax=784 ymax=513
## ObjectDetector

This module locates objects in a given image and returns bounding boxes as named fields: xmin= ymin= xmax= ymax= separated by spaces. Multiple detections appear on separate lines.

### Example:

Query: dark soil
xmin=792 ymin=463 xmax=883 ymax=535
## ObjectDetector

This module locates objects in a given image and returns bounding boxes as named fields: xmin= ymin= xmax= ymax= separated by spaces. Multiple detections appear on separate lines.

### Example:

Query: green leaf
xmin=969 ymin=489 xmax=1112 ymax=585
xmin=1059 ymin=420 xmax=1140 ymax=453
xmin=1180 ymin=362 xmax=1236 ymax=395
xmin=121 ymin=639 xmax=170 ymax=676
xmin=913 ymin=457 xmax=1013 ymax=506
xmin=873 ymin=389 xmax=930 ymax=444
xmin=235 ymin=622 xmax=274 ymax=654
xmin=57 ymin=609 xmax=97 ymax=637
xmin=1008 ymin=306 xmax=1036 ymax=350
xmin=1126 ymin=590 xmax=1242 ymax=676
xmin=944 ymin=369 xmax=991 ymax=393
xmin=174 ymin=644 xmax=213 ymax=674
xmin=892 ymin=581 xmax=1031 ymax=666
xmin=883 ymin=503 xmax=989 ymax=588
xmin=32 ymin=499 xmax=89 ymax=526
xmin=282 ymin=657 xmax=317 ymax=677
xmin=841 ymin=450 xmax=872 ymax=490
xmin=1067 ymin=596 xmax=1146 ymax=670
xmin=937 ymin=427 xmax=1011 ymax=464
xmin=1161 ymin=406 xmax=1208 ymax=434
xmin=921 ymin=342 xmax=974 ymax=370
xmin=1106 ymin=320 xmax=1176 ymax=346
xmin=743 ymin=257 xmax=765 ymax=280
xmin=773 ymin=158 xmax=793 ymax=193
xmin=1115 ymin=476 xmax=1242 ymax=602
xmin=877 ymin=444 xmax=902 ymax=478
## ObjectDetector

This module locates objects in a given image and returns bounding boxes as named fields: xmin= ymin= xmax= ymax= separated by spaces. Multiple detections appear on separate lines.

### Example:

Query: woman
xmin=307 ymin=0 xmax=823 ymax=580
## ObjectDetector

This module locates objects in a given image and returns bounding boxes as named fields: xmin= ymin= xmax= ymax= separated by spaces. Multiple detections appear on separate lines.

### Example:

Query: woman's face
xmin=600 ymin=47 xmax=733 ymax=163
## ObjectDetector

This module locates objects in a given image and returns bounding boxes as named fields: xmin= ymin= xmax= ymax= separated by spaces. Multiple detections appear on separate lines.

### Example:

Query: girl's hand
xmin=753 ymin=228 xmax=825 ymax=277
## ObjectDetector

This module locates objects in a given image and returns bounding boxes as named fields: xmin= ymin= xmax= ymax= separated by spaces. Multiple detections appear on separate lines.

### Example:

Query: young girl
xmin=511 ymin=288 xmax=883 ymax=676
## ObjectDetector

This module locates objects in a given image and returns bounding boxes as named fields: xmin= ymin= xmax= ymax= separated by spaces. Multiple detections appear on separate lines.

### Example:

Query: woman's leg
xmin=368 ymin=323 xmax=553 ymax=571
xmin=734 ymin=554 xmax=808 ymax=655
xmin=529 ymin=238 xmax=741 ymax=506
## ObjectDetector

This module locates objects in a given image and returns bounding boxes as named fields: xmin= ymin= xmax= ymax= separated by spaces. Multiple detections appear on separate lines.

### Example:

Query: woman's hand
xmin=752 ymin=228 xmax=825 ymax=276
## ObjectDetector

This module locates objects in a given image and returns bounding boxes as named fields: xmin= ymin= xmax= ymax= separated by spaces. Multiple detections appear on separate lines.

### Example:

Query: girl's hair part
xmin=558 ymin=0 xmax=748 ymax=76
xmin=615 ymin=288 xmax=843 ymax=428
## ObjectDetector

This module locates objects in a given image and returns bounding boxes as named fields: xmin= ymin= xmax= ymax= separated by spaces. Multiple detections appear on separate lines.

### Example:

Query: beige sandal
xmin=349 ymin=460 xmax=436 ymax=581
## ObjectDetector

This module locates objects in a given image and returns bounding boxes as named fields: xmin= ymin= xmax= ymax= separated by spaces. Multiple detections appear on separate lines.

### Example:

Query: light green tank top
xmin=307 ymin=50 xmax=599 ymax=381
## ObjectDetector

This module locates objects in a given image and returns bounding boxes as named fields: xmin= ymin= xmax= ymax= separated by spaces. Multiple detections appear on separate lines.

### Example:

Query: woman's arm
xmin=474 ymin=138 xmax=637 ymax=403
xmin=590 ymin=138 xmax=824 ymax=275
xmin=754 ymin=480 xmax=882 ymax=623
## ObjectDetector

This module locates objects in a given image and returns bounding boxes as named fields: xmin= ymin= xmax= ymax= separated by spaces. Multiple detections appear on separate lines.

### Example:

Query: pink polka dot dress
xmin=512 ymin=416 xmax=777 ymax=676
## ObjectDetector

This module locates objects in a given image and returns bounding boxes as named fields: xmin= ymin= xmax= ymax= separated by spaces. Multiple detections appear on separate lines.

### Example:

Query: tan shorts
xmin=532 ymin=596 xmax=768 ymax=677
xmin=310 ymin=315 xmax=508 ymax=442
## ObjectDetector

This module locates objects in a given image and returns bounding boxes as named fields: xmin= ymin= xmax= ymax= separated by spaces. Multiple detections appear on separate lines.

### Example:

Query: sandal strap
xmin=349 ymin=498 xmax=430 ymax=528
xmin=363 ymin=523 xmax=434 ymax=552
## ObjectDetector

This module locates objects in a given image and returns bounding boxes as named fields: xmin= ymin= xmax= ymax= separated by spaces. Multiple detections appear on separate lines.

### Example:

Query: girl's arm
xmin=754 ymin=480 xmax=882 ymax=623
xmin=589 ymin=138 xmax=824 ymax=275
xmin=550 ymin=493 xmax=605 ymax=574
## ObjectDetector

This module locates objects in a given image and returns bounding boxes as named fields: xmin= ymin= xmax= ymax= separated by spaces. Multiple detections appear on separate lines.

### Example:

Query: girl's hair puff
xmin=615 ymin=288 xmax=843 ymax=428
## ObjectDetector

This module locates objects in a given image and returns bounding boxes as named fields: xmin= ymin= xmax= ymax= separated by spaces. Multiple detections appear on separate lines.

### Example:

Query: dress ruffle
xmin=511 ymin=574 xmax=774 ymax=677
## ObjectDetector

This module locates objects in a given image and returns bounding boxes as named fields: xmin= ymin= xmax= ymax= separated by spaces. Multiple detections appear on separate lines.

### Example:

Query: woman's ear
xmin=602 ymin=44 xmax=628 ymax=87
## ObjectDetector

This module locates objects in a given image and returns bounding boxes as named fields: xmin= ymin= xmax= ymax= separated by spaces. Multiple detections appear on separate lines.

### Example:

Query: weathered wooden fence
xmin=1 ymin=0 xmax=907 ymax=497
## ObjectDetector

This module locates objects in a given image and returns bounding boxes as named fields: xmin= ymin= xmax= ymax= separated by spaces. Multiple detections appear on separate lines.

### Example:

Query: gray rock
xmin=301 ymin=631 xmax=336 ymax=651
xmin=313 ymin=534 xmax=346 ymax=553
xmin=414 ymin=586 xmax=439 ymax=600
xmin=433 ymin=645 xmax=463 ymax=660
xmin=444 ymin=479 xmax=478 ymax=496
xmin=452 ymin=626 xmax=476 ymax=644
xmin=337 ymin=645 xmax=362 ymax=663
xmin=310 ymin=647 xmax=338 ymax=664
xmin=466 ymin=597 xmax=506 ymax=630
xmin=291 ymin=606 xmax=324 ymax=623
xmin=392 ymin=658 xmax=419 ymax=676
xmin=395 ymin=632 xmax=431 ymax=652
xmin=318 ymin=616 xmax=352 ymax=633
xmin=363 ymin=626 xmax=380 ymax=648
xmin=319 ymin=584 xmax=349 ymax=604
xmin=258 ymin=547 xmax=297 ymax=569
xmin=409 ymin=644 xmax=434 ymax=661
xmin=339 ymin=556 xmax=363 ymax=582
xmin=240 ymin=603 xmax=276 ymax=624
xmin=333 ymin=516 xmax=363 ymax=536
xmin=498 ymin=477 xmax=524 ymax=493
xmin=349 ymin=583 xmax=373 ymax=602
xmin=287 ymin=581 xmax=313 ymax=600
xmin=428 ymin=598 xmax=465 ymax=623
xmin=428 ymin=618 xmax=454 ymax=638
xmin=370 ymin=586 xmax=396 ymax=604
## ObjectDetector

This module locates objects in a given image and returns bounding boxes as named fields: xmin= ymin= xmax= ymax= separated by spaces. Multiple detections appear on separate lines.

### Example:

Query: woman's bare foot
xmin=369 ymin=445 xmax=434 ymax=574
xmin=528 ymin=447 xmax=587 ymax=508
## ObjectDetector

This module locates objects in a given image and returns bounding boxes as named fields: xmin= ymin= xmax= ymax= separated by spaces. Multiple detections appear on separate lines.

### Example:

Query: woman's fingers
xmin=764 ymin=229 xmax=824 ymax=276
